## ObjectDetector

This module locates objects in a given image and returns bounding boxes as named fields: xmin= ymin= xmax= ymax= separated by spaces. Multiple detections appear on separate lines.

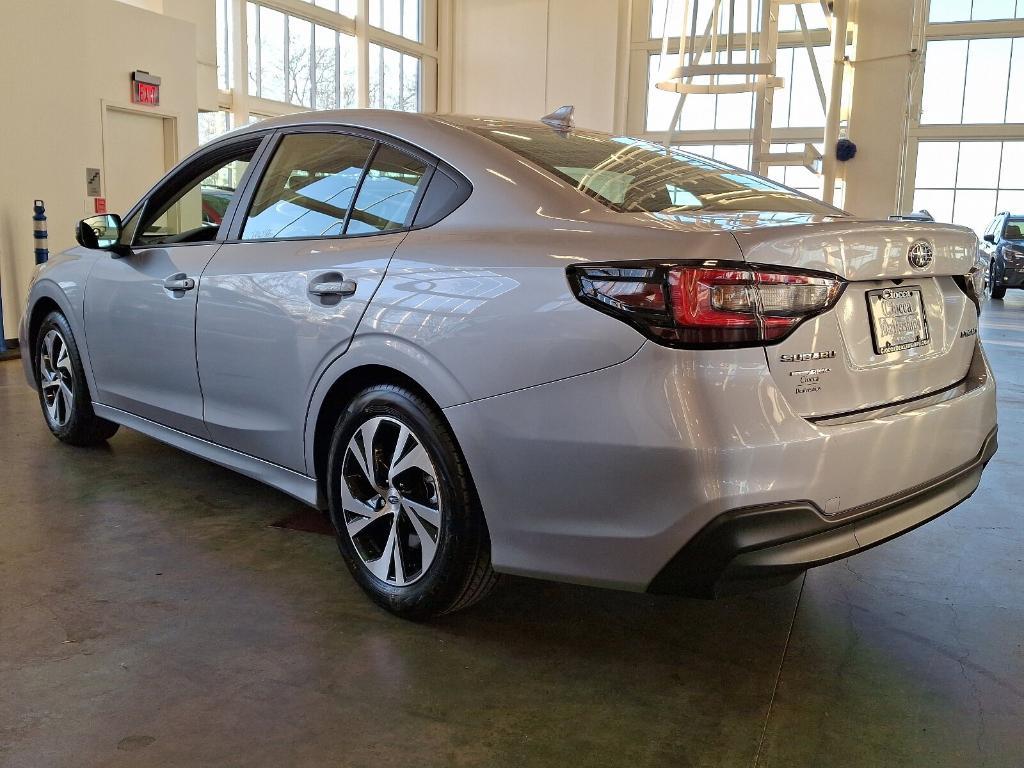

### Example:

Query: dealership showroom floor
xmin=5 ymin=1 xmax=1024 ymax=767
xmin=0 ymin=297 xmax=1020 ymax=766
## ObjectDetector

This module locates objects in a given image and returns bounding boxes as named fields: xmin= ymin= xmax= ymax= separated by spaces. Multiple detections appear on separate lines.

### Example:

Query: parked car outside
xmin=980 ymin=211 xmax=1024 ymax=299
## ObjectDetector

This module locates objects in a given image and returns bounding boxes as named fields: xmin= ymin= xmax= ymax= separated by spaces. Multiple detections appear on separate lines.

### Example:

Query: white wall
xmin=0 ymin=0 xmax=199 ymax=338
xmin=451 ymin=0 xmax=627 ymax=132
xmin=164 ymin=0 xmax=221 ymax=111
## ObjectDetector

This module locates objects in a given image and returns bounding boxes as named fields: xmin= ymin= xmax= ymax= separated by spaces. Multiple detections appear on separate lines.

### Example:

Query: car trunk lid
xmin=730 ymin=217 xmax=981 ymax=418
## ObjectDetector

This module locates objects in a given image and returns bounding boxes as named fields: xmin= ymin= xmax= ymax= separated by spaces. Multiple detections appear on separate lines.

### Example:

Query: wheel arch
xmin=26 ymin=292 xmax=73 ymax=383
xmin=306 ymin=358 xmax=471 ymax=508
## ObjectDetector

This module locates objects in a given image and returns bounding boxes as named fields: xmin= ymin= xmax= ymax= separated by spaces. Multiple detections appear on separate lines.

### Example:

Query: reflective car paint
xmin=19 ymin=110 xmax=998 ymax=593
xmin=445 ymin=341 xmax=995 ymax=589
xmin=85 ymin=243 xmax=219 ymax=436
xmin=197 ymin=235 xmax=400 ymax=471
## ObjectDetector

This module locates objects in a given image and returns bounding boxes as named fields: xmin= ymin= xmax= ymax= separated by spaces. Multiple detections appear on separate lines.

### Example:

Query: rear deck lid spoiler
xmin=725 ymin=217 xmax=978 ymax=281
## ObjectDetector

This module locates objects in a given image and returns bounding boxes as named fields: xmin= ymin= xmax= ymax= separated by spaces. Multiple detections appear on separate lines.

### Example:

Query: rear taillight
xmin=955 ymin=266 xmax=983 ymax=316
xmin=568 ymin=262 xmax=844 ymax=348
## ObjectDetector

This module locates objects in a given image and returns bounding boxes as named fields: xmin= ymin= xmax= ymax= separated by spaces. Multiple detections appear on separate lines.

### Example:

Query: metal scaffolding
xmin=654 ymin=0 xmax=848 ymax=205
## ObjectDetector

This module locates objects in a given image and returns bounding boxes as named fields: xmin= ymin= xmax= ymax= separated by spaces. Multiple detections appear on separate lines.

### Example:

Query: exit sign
xmin=131 ymin=70 xmax=161 ymax=106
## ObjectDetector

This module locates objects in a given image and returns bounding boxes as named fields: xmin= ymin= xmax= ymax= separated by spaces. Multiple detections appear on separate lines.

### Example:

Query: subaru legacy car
xmin=980 ymin=211 xmax=1024 ymax=299
xmin=20 ymin=110 xmax=997 ymax=618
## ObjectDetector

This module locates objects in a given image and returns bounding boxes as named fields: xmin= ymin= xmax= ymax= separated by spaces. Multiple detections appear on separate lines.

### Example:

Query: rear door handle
xmin=163 ymin=274 xmax=196 ymax=292
xmin=309 ymin=279 xmax=357 ymax=297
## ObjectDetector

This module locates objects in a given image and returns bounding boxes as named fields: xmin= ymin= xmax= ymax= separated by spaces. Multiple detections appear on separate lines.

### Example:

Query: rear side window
xmin=463 ymin=123 xmax=841 ymax=216
xmin=242 ymin=133 xmax=375 ymax=240
xmin=346 ymin=145 xmax=428 ymax=235
xmin=413 ymin=168 xmax=471 ymax=227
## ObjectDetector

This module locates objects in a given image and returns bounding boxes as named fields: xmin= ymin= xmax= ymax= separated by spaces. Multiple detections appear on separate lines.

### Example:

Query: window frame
xmin=125 ymin=133 xmax=274 ymax=250
xmin=208 ymin=0 xmax=439 ymax=145
xmin=899 ymin=8 xmax=1024 ymax=217
xmin=223 ymin=124 xmax=441 ymax=244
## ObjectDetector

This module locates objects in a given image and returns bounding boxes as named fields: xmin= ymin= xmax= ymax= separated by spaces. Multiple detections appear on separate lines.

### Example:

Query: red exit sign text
xmin=130 ymin=70 xmax=162 ymax=106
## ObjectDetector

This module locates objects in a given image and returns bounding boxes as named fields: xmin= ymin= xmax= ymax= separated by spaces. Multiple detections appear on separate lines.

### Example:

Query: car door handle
xmin=309 ymin=279 xmax=357 ymax=297
xmin=163 ymin=275 xmax=196 ymax=292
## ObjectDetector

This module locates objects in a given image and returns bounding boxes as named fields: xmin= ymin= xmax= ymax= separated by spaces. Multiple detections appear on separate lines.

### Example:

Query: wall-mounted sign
xmin=86 ymin=168 xmax=102 ymax=197
xmin=94 ymin=198 xmax=107 ymax=214
xmin=131 ymin=70 xmax=161 ymax=106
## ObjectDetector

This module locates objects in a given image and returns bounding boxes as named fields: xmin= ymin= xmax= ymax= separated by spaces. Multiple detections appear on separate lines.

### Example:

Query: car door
xmin=85 ymin=135 xmax=267 ymax=436
xmin=196 ymin=128 xmax=432 ymax=471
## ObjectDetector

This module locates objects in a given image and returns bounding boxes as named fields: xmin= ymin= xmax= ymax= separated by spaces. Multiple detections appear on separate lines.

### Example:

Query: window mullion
xmin=1004 ymin=38 xmax=1015 ymax=123
xmin=335 ymin=28 xmax=342 ymax=108
xmin=283 ymin=12 xmax=291 ymax=105
xmin=358 ymin=0 xmax=370 ymax=107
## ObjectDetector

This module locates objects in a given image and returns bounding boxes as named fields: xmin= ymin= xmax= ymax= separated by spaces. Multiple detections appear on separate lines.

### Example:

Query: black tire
xmin=34 ymin=311 xmax=119 ymax=446
xmin=988 ymin=262 xmax=1007 ymax=300
xmin=326 ymin=384 xmax=497 ymax=619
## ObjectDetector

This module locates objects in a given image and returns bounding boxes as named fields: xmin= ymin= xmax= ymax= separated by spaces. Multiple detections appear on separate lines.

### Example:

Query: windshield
xmin=464 ymin=123 xmax=841 ymax=216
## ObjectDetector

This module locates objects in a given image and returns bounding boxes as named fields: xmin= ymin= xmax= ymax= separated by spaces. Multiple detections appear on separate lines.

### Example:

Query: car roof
xmin=207 ymin=110 xmax=577 ymax=184
xmin=199 ymin=109 xmax=608 ymax=220
xmin=223 ymin=109 xmax=562 ymax=147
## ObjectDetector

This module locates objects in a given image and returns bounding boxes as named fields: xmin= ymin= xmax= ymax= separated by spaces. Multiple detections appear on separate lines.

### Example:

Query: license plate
xmin=866 ymin=286 xmax=930 ymax=355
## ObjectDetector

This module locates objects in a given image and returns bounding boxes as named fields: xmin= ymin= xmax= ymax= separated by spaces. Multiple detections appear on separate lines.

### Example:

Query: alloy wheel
xmin=39 ymin=329 xmax=74 ymax=427
xmin=339 ymin=416 xmax=443 ymax=586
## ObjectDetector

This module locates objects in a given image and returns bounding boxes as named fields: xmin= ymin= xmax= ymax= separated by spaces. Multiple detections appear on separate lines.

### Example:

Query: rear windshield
xmin=466 ymin=124 xmax=839 ymax=216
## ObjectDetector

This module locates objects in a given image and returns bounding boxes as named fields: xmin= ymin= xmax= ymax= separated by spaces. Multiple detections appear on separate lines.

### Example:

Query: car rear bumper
xmin=648 ymin=427 xmax=997 ymax=597
xmin=445 ymin=340 xmax=998 ymax=593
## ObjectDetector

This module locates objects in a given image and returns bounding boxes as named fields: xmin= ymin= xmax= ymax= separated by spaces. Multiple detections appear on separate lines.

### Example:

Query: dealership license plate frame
xmin=865 ymin=285 xmax=931 ymax=355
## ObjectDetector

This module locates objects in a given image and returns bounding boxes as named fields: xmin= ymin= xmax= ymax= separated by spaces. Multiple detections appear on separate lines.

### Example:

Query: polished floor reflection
xmin=1 ymin=294 xmax=1022 ymax=767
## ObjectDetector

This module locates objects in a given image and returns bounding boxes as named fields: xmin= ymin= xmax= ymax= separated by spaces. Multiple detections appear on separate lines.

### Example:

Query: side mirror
xmin=76 ymin=214 xmax=126 ymax=253
xmin=983 ymin=233 xmax=996 ymax=243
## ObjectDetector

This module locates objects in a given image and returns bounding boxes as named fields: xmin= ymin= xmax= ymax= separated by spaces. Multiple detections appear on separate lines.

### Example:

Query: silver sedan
xmin=20 ymin=110 xmax=997 ymax=618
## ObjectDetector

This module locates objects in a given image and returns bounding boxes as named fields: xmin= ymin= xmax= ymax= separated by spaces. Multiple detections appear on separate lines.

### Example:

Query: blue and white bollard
xmin=33 ymin=199 xmax=48 ymax=264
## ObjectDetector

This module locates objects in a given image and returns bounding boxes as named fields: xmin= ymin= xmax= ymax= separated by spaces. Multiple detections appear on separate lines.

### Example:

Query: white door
xmin=104 ymin=108 xmax=172 ymax=216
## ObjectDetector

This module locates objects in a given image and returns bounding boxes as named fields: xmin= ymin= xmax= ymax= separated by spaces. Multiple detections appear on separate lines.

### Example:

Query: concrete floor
xmin=1 ymin=297 xmax=1022 ymax=768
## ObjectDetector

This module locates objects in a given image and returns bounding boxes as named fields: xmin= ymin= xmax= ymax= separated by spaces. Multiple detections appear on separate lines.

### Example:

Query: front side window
xmin=346 ymin=145 xmax=427 ymax=234
xmin=242 ymin=133 xmax=375 ymax=240
xmin=462 ymin=122 xmax=840 ymax=216
xmin=134 ymin=150 xmax=254 ymax=246
xmin=1003 ymin=217 xmax=1024 ymax=240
